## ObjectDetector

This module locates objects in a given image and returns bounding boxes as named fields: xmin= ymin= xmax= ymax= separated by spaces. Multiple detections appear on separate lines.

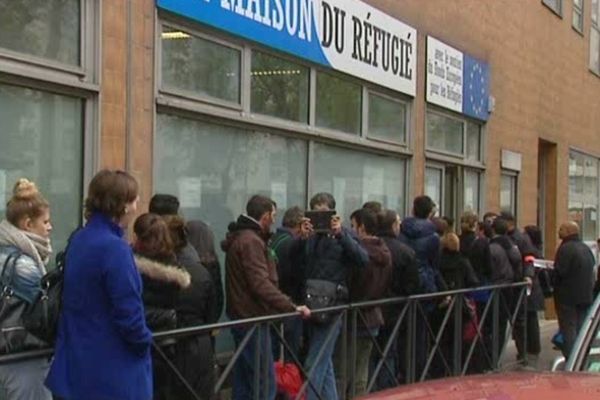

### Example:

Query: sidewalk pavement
xmin=501 ymin=316 xmax=560 ymax=371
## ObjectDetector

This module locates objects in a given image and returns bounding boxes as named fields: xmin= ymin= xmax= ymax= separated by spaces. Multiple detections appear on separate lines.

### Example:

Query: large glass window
xmin=0 ymin=83 xmax=83 ymax=255
xmin=251 ymin=51 xmax=309 ymax=122
xmin=368 ymin=93 xmax=407 ymax=144
xmin=500 ymin=173 xmax=518 ymax=217
xmin=316 ymin=72 xmax=361 ymax=135
xmin=154 ymin=113 xmax=307 ymax=248
xmin=0 ymin=0 xmax=80 ymax=66
xmin=426 ymin=111 xmax=464 ymax=155
xmin=313 ymin=144 xmax=406 ymax=220
xmin=161 ymin=27 xmax=241 ymax=103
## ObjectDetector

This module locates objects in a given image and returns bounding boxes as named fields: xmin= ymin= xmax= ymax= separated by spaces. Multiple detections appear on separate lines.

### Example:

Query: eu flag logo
xmin=463 ymin=54 xmax=490 ymax=121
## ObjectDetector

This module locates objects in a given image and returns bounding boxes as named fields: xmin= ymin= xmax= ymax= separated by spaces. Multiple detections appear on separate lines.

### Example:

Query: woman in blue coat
xmin=46 ymin=170 xmax=154 ymax=400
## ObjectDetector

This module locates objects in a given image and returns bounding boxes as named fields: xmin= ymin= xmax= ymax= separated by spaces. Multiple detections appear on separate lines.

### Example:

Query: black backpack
xmin=22 ymin=229 xmax=78 ymax=346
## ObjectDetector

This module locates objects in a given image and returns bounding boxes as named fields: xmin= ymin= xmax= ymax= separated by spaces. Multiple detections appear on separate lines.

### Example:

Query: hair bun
xmin=13 ymin=178 xmax=40 ymax=200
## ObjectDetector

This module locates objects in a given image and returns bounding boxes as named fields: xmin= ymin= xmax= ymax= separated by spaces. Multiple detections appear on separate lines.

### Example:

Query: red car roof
xmin=359 ymin=372 xmax=600 ymax=400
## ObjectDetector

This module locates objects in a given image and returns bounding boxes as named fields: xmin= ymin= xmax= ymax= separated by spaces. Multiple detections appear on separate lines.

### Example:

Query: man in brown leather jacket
xmin=222 ymin=195 xmax=310 ymax=400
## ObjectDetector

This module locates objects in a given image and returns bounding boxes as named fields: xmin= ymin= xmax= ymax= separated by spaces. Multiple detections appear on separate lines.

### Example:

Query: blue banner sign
xmin=157 ymin=0 xmax=418 ymax=96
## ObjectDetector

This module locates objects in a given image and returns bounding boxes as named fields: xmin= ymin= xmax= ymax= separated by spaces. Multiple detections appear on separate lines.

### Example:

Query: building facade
xmin=0 ymin=0 xmax=599 ymax=259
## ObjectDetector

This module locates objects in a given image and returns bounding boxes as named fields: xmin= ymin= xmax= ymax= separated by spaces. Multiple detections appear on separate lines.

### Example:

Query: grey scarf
xmin=0 ymin=220 xmax=50 ymax=274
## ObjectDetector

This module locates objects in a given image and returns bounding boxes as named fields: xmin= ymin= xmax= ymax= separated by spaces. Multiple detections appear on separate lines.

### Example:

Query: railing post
xmin=453 ymin=294 xmax=463 ymax=376
xmin=492 ymin=289 xmax=500 ymax=369
xmin=340 ymin=310 xmax=348 ymax=400
xmin=406 ymin=299 xmax=416 ymax=384
xmin=253 ymin=325 xmax=260 ymax=400
xmin=349 ymin=307 xmax=358 ymax=399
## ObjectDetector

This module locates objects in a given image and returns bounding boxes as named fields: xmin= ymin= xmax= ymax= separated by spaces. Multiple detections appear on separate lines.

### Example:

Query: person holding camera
xmin=290 ymin=193 xmax=369 ymax=400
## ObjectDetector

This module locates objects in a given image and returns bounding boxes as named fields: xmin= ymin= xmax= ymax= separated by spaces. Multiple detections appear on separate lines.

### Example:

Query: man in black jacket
xmin=371 ymin=209 xmax=420 ymax=388
xmin=500 ymin=212 xmax=540 ymax=367
xmin=554 ymin=221 xmax=595 ymax=358
xmin=291 ymin=192 xmax=369 ymax=400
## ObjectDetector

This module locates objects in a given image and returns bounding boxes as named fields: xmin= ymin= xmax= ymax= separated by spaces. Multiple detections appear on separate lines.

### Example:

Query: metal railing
xmin=0 ymin=281 xmax=528 ymax=400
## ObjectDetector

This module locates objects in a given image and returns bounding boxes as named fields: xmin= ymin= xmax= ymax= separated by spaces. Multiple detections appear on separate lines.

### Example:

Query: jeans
xmin=334 ymin=332 xmax=375 ymax=397
xmin=304 ymin=318 xmax=342 ymax=400
xmin=231 ymin=325 xmax=276 ymax=400
xmin=0 ymin=358 xmax=52 ymax=400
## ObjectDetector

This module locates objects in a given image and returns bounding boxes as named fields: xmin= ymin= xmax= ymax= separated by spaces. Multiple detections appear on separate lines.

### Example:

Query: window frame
xmin=573 ymin=0 xmax=585 ymax=34
xmin=365 ymin=89 xmax=410 ymax=146
xmin=158 ymin=22 xmax=244 ymax=110
xmin=425 ymin=107 xmax=485 ymax=168
xmin=591 ymin=0 xmax=600 ymax=75
xmin=543 ymin=0 xmax=564 ymax=16
xmin=0 ymin=0 xmax=99 ymax=241
xmin=155 ymin=16 xmax=414 ymax=158
xmin=568 ymin=148 xmax=600 ymax=242
xmin=0 ymin=0 xmax=99 ymax=81
xmin=500 ymin=170 xmax=519 ymax=219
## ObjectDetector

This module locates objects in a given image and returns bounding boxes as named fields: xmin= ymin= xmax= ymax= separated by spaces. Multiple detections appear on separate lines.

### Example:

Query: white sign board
xmin=426 ymin=36 xmax=464 ymax=112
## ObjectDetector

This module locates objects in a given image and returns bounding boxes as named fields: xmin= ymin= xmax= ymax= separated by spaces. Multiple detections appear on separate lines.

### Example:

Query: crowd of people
xmin=0 ymin=169 xmax=597 ymax=400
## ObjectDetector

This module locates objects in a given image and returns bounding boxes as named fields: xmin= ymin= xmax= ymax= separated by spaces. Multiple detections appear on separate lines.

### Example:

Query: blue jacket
xmin=399 ymin=217 xmax=443 ymax=293
xmin=46 ymin=214 xmax=153 ymax=400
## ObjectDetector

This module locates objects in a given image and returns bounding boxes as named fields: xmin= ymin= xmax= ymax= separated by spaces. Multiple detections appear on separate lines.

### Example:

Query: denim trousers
xmin=304 ymin=317 xmax=342 ymax=400
xmin=231 ymin=325 xmax=276 ymax=400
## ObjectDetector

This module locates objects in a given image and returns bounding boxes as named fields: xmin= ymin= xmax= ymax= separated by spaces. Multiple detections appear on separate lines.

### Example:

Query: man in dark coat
xmin=371 ymin=209 xmax=420 ymax=389
xmin=398 ymin=195 xmax=446 ymax=379
xmin=553 ymin=221 xmax=595 ymax=358
xmin=500 ymin=212 xmax=539 ymax=366
xmin=399 ymin=196 xmax=446 ymax=294
xmin=222 ymin=195 xmax=310 ymax=400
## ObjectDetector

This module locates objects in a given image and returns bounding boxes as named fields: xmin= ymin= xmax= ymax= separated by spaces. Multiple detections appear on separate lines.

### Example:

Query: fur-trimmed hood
xmin=134 ymin=255 xmax=191 ymax=289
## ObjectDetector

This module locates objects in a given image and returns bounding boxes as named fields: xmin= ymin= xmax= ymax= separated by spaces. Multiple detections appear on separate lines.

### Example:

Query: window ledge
xmin=542 ymin=1 xmax=563 ymax=18
xmin=572 ymin=25 xmax=585 ymax=36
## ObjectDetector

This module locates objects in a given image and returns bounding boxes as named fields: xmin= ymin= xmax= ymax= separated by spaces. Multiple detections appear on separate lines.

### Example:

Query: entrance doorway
xmin=425 ymin=163 xmax=481 ymax=229
xmin=537 ymin=140 xmax=558 ymax=258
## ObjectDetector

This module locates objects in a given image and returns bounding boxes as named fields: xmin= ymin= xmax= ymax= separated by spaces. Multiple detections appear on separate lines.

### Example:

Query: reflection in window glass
xmin=313 ymin=144 xmax=406 ymax=221
xmin=591 ymin=28 xmax=600 ymax=74
xmin=154 ymin=113 xmax=307 ymax=254
xmin=464 ymin=169 xmax=481 ymax=214
xmin=0 ymin=84 xmax=83 ymax=257
xmin=368 ymin=94 xmax=406 ymax=143
xmin=584 ymin=157 xmax=598 ymax=241
xmin=569 ymin=152 xmax=585 ymax=232
xmin=425 ymin=167 xmax=442 ymax=216
xmin=466 ymin=122 xmax=481 ymax=162
xmin=572 ymin=0 xmax=584 ymax=32
xmin=427 ymin=112 xmax=464 ymax=155
xmin=161 ymin=27 xmax=240 ymax=103
xmin=500 ymin=173 xmax=517 ymax=216
xmin=316 ymin=72 xmax=361 ymax=135
xmin=0 ymin=0 xmax=80 ymax=65
xmin=251 ymin=51 xmax=309 ymax=122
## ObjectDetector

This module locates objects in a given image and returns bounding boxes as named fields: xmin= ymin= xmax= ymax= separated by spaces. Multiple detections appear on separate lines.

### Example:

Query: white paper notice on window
xmin=0 ymin=170 xmax=6 ymax=212
xmin=177 ymin=177 xmax=202 ymax=208
xmin=271 ymin=182 xmax=287 ymax=209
